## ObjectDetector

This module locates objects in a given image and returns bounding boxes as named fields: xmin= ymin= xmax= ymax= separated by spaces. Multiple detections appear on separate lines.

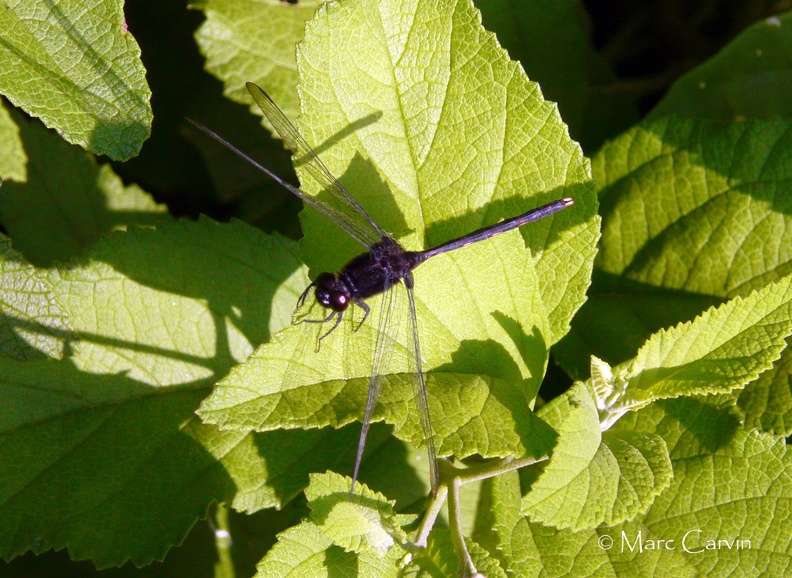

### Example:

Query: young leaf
xmin=522 ymin=381 xmax=672 ymax=530
xmin=0 ymin=111 xmax=170 ymax=267
xmin=0 ymin=0 xmax=152 ymax=160
xmin=616 ymin=272 xmax=792 ymax=404
xmin=520 ymin=381 xmax=602 ymax=528
xmin=254 ymin=521 xmax=402 ymax=578
xmin=405 ymin=529 xmax=507 ymax=578
xmin=737 ymin=336 xmax=792 ymax=435
xmin=650 ymin=12 xmax=792 ymax=121
xmin=0 ymin=235 xmax=70 ymax=360
xmin=305 ymin=472 xmax=410 ymax=555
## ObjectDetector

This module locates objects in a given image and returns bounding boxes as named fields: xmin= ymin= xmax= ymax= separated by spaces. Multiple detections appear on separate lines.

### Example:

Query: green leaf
xmin=305 ymin=472 xmax=410 ymax=555
xmin=0 ymin=110 xmax=170 ymax=267
xmin=521 ymin=382 xmax=602 ymax=528
xmin=0 ymin=0 xmax=152 ymax=160
xmin=0 ymin=219 xmax=324 ymax=567
xmin=650 ymin=12 xmax=792 ymax=121
xmin=614 ymin=401 xmax=792 ymax=577
xmin=0 ymin=235 xmax=70 ymax=360
xmin=522 ymin=381 xmax=672 ymax=530
xmin=191 ymin=0 xmax=321 ymax=133
xmin=0 ymin=100 xmax=25 ymax=182
xmin=199 ymin=319 xmax=557 ymax=462
xmin=297 ymin=0 xmax=598 ymax=348
xmin=254 ymin=521 xmax=402 ymax=578
xmin=612 ymin=272 xmax=792 ymax=406
xmin=556 ymin=116 xmax=792 ymax=378
xmin=405 ymin=529 xmax=506 ymax=578
xmin=737 ymin=336 xmax=792 ymax=435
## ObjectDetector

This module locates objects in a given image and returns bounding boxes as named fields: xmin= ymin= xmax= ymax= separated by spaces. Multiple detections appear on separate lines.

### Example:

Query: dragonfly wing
xmin=350 ymin=275 xmax=439 ymax=496
xmin=405 ymin=279 xmax=439 ymax=494
xmin=187 ymin=118 xmax=377 ymax=249
xmin=247 ymin=82 xmax=387 ymax=247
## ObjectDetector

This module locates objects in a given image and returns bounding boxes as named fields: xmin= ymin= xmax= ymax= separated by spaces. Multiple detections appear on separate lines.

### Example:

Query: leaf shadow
xmin=2 ymin=108 xmax=168 ymax=268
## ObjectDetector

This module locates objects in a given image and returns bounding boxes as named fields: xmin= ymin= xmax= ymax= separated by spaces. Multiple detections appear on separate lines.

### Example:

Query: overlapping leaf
xmin=0 ymin=0 xmax=151 ymax=160
xmin=556 ymin=115 xmax=792 ymax=387
xmin=521 ymin=382 xmax=672 ymax=530
xmin=0 ymin=100 xmax=25 ymax=181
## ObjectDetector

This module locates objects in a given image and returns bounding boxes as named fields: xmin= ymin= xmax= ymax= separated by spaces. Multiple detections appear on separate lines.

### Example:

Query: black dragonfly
xmin=191 ymin=82 xmax=573 ymax=495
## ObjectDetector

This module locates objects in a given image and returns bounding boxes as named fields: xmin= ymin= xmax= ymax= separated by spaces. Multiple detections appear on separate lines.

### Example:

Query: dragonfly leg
xmin=295 ymin=281 xmax=316 ymax=311
xmin=353 ymin=299 xmax=370 ymax=332
xmin=317 ymin=311 xmax=344 ymax=346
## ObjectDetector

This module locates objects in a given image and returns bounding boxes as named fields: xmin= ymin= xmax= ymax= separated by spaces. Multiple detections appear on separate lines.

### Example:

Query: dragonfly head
xmin=313 ymin=272 xmax=351 ymax=312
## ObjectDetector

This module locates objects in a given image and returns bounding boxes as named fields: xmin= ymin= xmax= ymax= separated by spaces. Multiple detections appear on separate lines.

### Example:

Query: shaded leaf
xmin=0 ymin=110 xmax=169 ymax=266
xmin=556 ymin=116 xmax=792 ymax=378
xmin=191 ymin=0 xmax=320 ymax=134
xmin=254 ymin=521 xmax=401 ymax=578
xmin=0 ymin=219 xmax=327 ymax=567
xmin=650 ymin=12 xmax=792 ymax=121
xmin=305 ymin=472 xmax=410 ymax=555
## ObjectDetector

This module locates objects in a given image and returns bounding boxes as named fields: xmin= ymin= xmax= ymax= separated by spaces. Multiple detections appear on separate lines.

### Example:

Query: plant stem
xmin=446 ymin=466 xmax=477 ymax=577
xmin=210 ymin=502 xmax=235 ymax=578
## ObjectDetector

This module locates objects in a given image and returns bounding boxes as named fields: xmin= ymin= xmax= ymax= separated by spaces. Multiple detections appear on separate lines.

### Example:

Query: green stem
xmin=445 ymin=463 xmax=477 ymax=577
xmin=211 ymin=503 xmax=235 ymax=578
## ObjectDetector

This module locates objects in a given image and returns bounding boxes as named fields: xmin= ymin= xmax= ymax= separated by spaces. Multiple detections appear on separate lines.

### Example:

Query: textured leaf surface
xmin=254 ymin=521 xmax=401 ymax=578
xmin=617 ymin=273 xmax=792 ymax=403
xmin=522 ymin=382 xmax=672 ymax=530
xmin=477 ymin=0 xmax=593 ymax=134
xmin=305 ymin=472 xmax=408 ymax=555
xmin=651 ymin=12 xmax=792 ymax=120
xmin=556 ymin=115 xmax=792 ymax=389
xmin=0 ymin=235 xmax=70 ymax=360
xmin=0 ymin=219 xmax=332 ymax=567
xmin=483 ymin=398 xmax=791 ymax=576
xmin=0 ymin=111 xmax=169 ymax=266
xmin=0 ymin=0 xmax=152 ymax=160
xmin=615 ymin=400 xmax=792 ymax=577
xmin=405 ymin=529 xmax=506 ymax=578
xmin=297 ymin=0 xmax=598 ymax=347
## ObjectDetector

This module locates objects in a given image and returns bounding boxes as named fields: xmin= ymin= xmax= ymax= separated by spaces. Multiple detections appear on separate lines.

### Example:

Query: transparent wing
xmin=351 ymin=275 xmax=439 ymax=496
xmin=187 ymin=119 xmax=378 ymax=249
xmin=405 ymin=279 xmax=439 ymax=494
xmin=247 ymin=82 xmax=387 ymax=247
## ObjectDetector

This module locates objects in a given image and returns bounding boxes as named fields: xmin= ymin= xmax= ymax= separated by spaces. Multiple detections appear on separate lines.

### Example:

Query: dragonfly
xmin=190 ymin=82 xmax=573 ymax=495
